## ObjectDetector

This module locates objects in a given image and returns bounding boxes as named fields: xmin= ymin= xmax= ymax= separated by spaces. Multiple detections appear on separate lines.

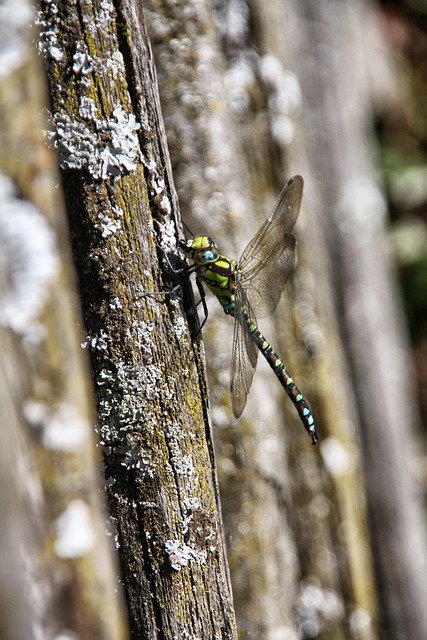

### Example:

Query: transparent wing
xmin=230 ymin=282 xmax=258 ymax=418
xmin=238 ymin=175 xmax=303 ymax=318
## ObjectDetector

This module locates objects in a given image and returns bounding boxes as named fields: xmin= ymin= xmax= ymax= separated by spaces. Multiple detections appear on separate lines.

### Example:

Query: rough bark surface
xmin=36 ymin=0 xmax=236 ymax=638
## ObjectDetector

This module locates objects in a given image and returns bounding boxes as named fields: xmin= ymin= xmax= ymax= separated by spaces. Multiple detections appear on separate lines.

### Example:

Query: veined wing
xmin=230 ymin=282 xmax=259 ymax=418
xmin=237 ymin=175 xmax=303 ymax=319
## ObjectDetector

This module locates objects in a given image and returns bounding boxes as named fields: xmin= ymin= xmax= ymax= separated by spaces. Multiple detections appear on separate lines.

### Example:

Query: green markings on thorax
xmin=201 ymin=256 xmax=237 ymax=312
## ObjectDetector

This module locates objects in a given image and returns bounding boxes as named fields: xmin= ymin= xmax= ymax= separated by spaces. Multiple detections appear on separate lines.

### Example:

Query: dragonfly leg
xmin=162 ymin=249 xmax=188 ymax=275
xmin=142 ymin=283 xmax=181 ymax=300
xmin=193 ymin=275 xmax=208 ymax=337
xmin=141 ymin=263 xmax=197 ymax=299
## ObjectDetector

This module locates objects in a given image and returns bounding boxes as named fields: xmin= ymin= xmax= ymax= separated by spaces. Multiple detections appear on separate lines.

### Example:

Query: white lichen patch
xmin=96 ymin=362 xmax=161 ymax=446
xmin=165 ymin=422 xmax=201 ymax=513
xmin=132 ymin=320 xmax=154 ymax=355
xmin=79 ymin=96 xmax=98 ymax=120
xmin=95 ymin=0 xmax=116 ymax=32
xmin=159 ymin=194 xmax=171 ymax=215
xmin=49 ymin=46 xmax=64 ymax=62
xmin=142 ymin=154 xmax=174 ymax=220
xmin=99 ymin=106 xmax=142 ymax=177
xmin=96 ymin=205 xmax=123 ymax=238
xmin=165 ymin=539 xmax=207 ymax=571
xmin=0 ymin=174 xmax=59 ymax=337
xmin=97 ymin=211 xmax=122 ymax=237
xmin=47 ymin=106 xmax=142 ymax=180
xmin=173 ymin=454 xmax=195 ymax=478
xmin=183 ymin=496 xmax=201 ymax=512
xmin=105 ymin=50 xmax=126 ymax=81
xmin=24 ymin=401 xmax=89 ymax=452
xmin=82 ymin=330 xmax=109 ymax=352
xmin=151 ymin=174 xmax=165 ymax=196
xmin=121 ymin=446 xmax=155 ymax=479
xmin=180 ymin=513 xmax=194 ymax=536
xmin=53 ymin=499 xmax=96 ymax=559
xmin=156 ymin=218 xmax=177 ymax=252
xmin=109 ymin=296 xmax=122 ymax=310
xmin=142 ymin=364 xmax=163 ymax=400
xmin=72 ymin=43 xmax=93 ymax=76
xmin=36 ymin=3 xmax=63 ymax=63
xmin=173 ymin=316 xmax=187 ymax=340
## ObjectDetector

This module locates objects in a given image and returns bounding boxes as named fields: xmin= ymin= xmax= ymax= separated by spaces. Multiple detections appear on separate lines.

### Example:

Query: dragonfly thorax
xmin=183 ymin=236 xmax=219 ymax=265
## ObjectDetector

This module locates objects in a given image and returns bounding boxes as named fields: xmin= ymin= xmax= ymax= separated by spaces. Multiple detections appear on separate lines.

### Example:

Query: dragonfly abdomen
xmin=247 ymin=318 xmax=318 ymax=444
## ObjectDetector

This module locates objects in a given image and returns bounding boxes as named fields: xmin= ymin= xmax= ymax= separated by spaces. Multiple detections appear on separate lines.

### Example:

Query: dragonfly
xmin=180 ymin=175 xmax=318 ymax=445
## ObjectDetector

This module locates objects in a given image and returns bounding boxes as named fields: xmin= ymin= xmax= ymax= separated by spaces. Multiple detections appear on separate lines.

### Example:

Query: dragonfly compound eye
xmin=199 ymin=248 xmax=219 ymax=263
xmin=190 ymin=237 xmax=219 ymax=264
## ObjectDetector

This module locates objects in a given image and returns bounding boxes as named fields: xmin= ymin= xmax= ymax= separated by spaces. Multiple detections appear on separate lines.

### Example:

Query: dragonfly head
xmin=180 ymin=236 xmax=219 ymax=265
